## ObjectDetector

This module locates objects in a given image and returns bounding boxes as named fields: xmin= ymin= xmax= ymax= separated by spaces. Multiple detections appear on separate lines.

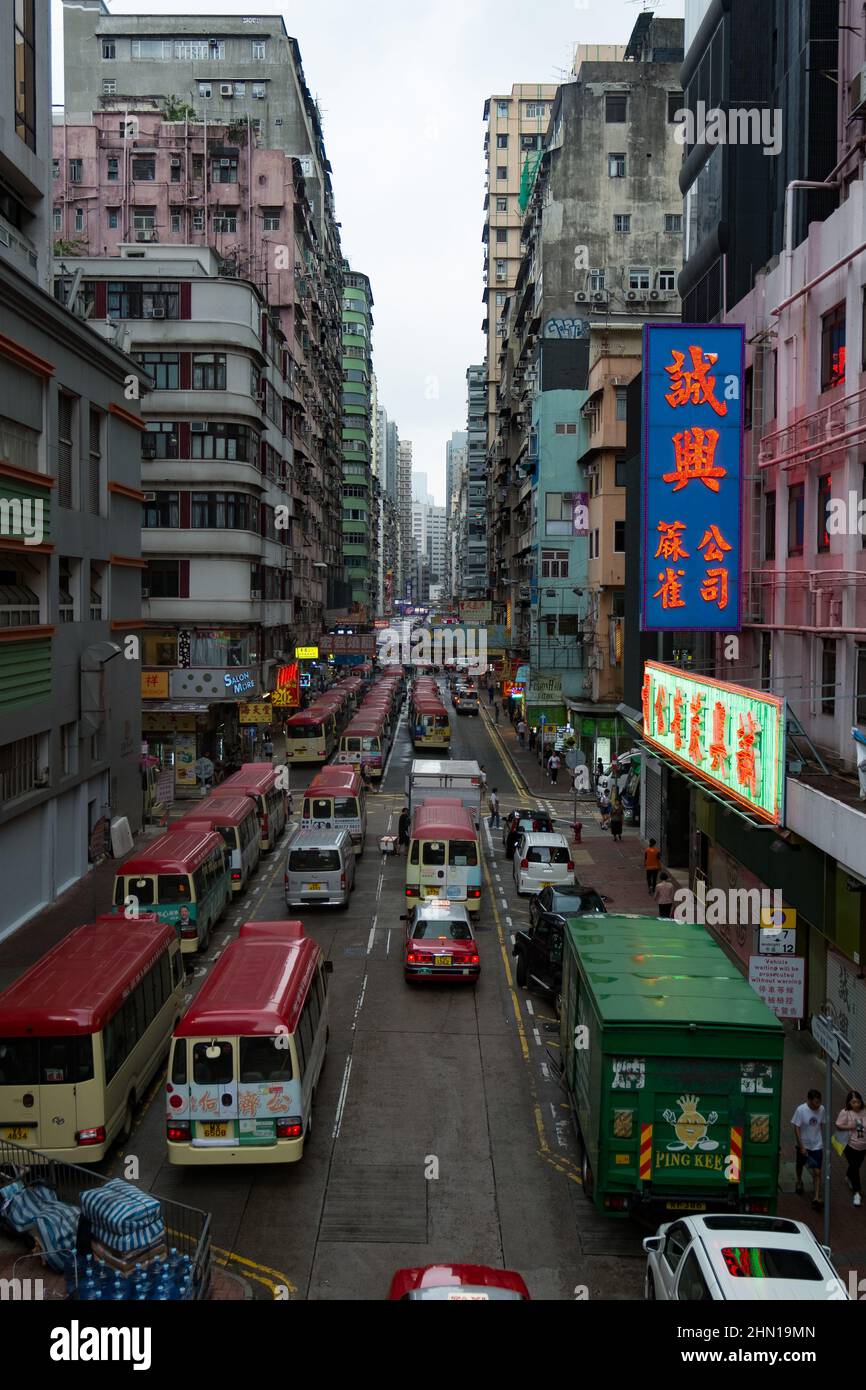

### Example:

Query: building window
xmin=541 ymin=549 xmax=569 ymax=578
xmin=173 ymin=40 xmax=211 ymax=61
xmin=817 ymin=473 xmax=832 ymax=553
xmin=614 ymin=213 xmax=631 ymax=234
xmin=192 ymin=353 xmax=226 ymax=391
xmin=764 ymin=490 xmax=776 ymax=559
xmin=191 ymin=492 xmax=255 ymax=530
xmin=821 ymin=638 xmax=837 ymax=715
xmin=69 ymin=159 xmax=83 ymax=184
xmin=145 ymin=560 xmax=180 ymax=598
xmin=192 ymin=209 xmax=204 ymax=232
xmin=198 ymin=83 xmax=212 ymax=99
xmin=141 ymin=424 xmax=179 ymax=460
xmin=613 ymin=519 xmax=625 ymax=552
xmin=252 ymin=84 xmax=266 ymax=99
xmin=102 ymin=39 xmax=116 ymax=60
xmin=605 ymin=92 xmax=628 ymax=123
xmin=211 ymin=157 xmax=238 ymax=184
xmin=496 ymin=260 xmax=506 ymax=279
xmin=170 ymin=158 xmax=182 ymax=183
xmin=615 ymin=387 xmax=627 ymax=420
xmin=89 ymin=560 xmax=105 ymax=620
xmin=170 ymin=213 xmax=182 ymax=233
xmin=189 ymin=423 xmax=257 ymax=462
xmin=0 ymin=734 xmax=43 ymax=801
xmin=262 ymin=210 xmax=280 ymax=231
xmin=137 ymin=351 xmax=179 ymax=389
xmin=53 ymin=207 xmax=62 ymax=231
xmin=131 ymin=156 xmax=155 ymax=181
xmin=628 ymin=266 xmax=650 ymax=290
xmin=787 ymin=482 xmax=804 ymax=555
xmin=74 ymin=208 xmax=84 ymax=232
xmin=131 ymin=39 xmax=171 ymax=61
xmin=525 ymin=103 xmax=547 ymax=119
xmin=659 ymin=269 xmax=676 ymax=291
xmin=252 ymin=39 xmax=267 ymax=60
xmin=102 ymin=79 xmax=116 ymax=95
xmin=107 ymin=208 xmax=119 ymax=229
xmin=496 ymin=196 xmax=507 ymax=212
xmin=609 ymin=153 xmax=626 ymax=178
xmin=13 ymin=0 xmax=36 ymax=149
xmin=497 ymin=165 xmax=507 ymax=180
xmin=821 ymin=303 xmax=846 ymax=391
xmin=88 ymin=409 xmax=102 ymax=516
xmin=554 ymin=422 xmax=577 ymax=434
xmin=233 ymin=82 xmax=245 ymax=97
xmin=664 ymin=213 xmax=682 ymax=234
xmin=497 ymin=101 xmax=509 ymax=117
xmin=52 ymin=158 xmax=60 ymax=180
xmin=213 ymin=210 xmax=238 ymax=233
xmin=143 ymin=491 xmax=179 ymax=528
xmin=107 ymin=281 xmax=179 ymax=319
xmin=496 ymin=134 xmax=508 ymax=149
xmin=521 ymin=134 xmax=541 ymax=151
xmin=545 ymin=492 xmax=571 ymax=536
xmin=61 ymin=722 xmax=78 ymax=776
xmin=107 ymin=157 xmax=119 ymax=181
xmin=588 ymin=269 xmax=606 ymax=293
xmin=57 ymin=392 xmax=75 ymax=509
xmin=615 ymin=457 xmax=627 ymax=487
xmin=58 ymin=556 xmax=76 ymax=620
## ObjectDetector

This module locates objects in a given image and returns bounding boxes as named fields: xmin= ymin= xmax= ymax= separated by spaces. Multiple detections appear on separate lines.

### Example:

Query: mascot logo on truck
xmin=662 ymin=1094 xmax=719 ymax=1151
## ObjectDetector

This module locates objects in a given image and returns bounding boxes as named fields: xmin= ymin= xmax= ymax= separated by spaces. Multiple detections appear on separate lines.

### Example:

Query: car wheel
xmin=515 ymin=952 xmax=528 ymax=987
xmin=646 ymin=1271 xmax=656 ymax=1301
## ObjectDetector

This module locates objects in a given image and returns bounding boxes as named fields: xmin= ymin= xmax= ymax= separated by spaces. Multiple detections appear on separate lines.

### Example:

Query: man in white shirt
xmin=791 ymin=1089 xmax=825 ymax=1208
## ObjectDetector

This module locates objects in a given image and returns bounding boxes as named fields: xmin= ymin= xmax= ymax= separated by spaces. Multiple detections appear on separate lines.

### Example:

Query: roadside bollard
xmin=572 ymin=821 xmax=583 ymax=845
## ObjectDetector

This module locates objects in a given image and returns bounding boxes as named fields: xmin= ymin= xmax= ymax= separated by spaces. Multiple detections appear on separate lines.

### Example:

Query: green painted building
xmin=341 ymin=265 xmax=374 ymax=614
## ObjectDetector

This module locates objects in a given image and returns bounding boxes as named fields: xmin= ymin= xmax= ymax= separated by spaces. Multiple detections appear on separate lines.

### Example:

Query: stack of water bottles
xmin=70 ymin=1248 xmax=195 ymax=1300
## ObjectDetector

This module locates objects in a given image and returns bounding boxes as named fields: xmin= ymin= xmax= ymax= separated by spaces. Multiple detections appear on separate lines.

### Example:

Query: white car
xmin=643 ymin=1213 xmax=849 ymax=1301
xmin=512 ymin=831 xmax=575 ymax=896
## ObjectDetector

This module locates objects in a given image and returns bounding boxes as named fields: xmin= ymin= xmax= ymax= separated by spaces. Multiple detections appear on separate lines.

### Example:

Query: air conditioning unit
xmin=575 ymin=290 xmax=590 ymax=303
xmin=220 ymin=84 xmax=233 ymax=97
xmin=170 ymin=157 xmax=181 ymax=168
xmin=850 ymin=65 xmax=866 ymax=115
xmin=250 ymin=589 xmax=262 ymax=600
xmin=593 ymin=291 xmax=609 ymax=304
xmin=135 ymin=230 xmax=157 ymax=243
xmin=220 ymin=158 xmax=232 ymax=167
xmin=254 ymin=90 xmax=266 ymax=99
xmin=143 ymin=491 xmax=156 ymax=501
xmin=626 ymin=290 xmax=642 ymax=302
xmin=190 ymin=421 xmax=206 ymax=432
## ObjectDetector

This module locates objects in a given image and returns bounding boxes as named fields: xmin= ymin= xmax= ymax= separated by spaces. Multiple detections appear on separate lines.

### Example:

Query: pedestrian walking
xmin=595 ymin=758 xmax=604 ymax=788
xmin=488 ymin=787 xmax=500 ymax=829
xmin=517 ymin=718 xmax=527 ymax=748
xmin=397 ymin=805 xmax=411 ymax=856
xmin=528 ymin=726 xmax=537 ymax=752
xmin=493 ymin=701 xmax=500 ymax=725
xmin=263 ymin=733 xmax=274 ymax=760
xmin=547 ymin=751 xmax=561 ymax=785
xmin=792 ymin=1090 xmax=825 ymax=1209
xmin=488 ymin=684 xmax=494 ymax=704
xmin=609 ymin=802 xmax=623 ymax=842
xmin=644 ymin=839 xmax=661 ymax=894
xmin=478 ymin=764 xmax=488 ymax=791
xmin=599 ymin=792 xmax=611 ymax=829
xmin=653 ymin=871 xmax=675 ymax=918
xmin=360 ymin=760 xmax=376 ymax=793
xmin=835 ymin=1090 xmax=866 ymax=1207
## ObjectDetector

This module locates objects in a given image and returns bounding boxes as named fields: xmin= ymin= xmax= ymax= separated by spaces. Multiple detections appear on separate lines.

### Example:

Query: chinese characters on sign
xmin=642 ymin=325 xmax=744 ymax=631
xmin=271 ymin=662 xmax=300 ymax=708
xmin=748 ymin=955 xmax=805 ymax=1020
xmin=641 ymin=661 xmax=786 ymax=824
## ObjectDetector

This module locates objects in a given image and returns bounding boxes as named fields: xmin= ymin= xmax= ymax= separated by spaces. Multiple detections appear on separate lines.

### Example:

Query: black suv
xmin=512 ymin=884 xmax=607 ymax=1014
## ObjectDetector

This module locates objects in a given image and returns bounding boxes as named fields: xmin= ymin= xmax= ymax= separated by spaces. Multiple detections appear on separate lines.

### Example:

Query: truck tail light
xmin=468 ymin=887 xmax=481 ymax=898
xmin=277 ymin=1117 xmax=303 ymax=1139
xmin=567 ymin=861 xmax=574 ymax=872
xmin=340 ymin=873 xmax=347 ymax=890
xmin=76 ymin=1126 xmax=106 ymax=1146
xmin=231 ymin=870 xmax=241 ymax=881
xmin=405 ymin=886 xmax=419 ymax=897
xmin=167 ymin=1121 xmax=190 ymax=1142
xmin=520 ymin=859 xmax=529 ymax=870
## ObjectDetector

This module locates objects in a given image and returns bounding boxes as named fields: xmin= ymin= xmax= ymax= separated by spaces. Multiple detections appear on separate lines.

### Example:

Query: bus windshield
xmin=0 ymin=1035 xmax=94 ymax=1085
xmin=334 ymin=797 xmax=358 ymax=817
xmin=289 ymin=848 xmax=341 ymax=872
xmin=449 ymin=840 xmax=478 ymax=867
xmin=289 ymin=723 xmax=323 ymax=740
xmin=239 ymin=1036 xmax=294 ymax=1083
xmin=422 ymin=841 xmax=446 ymax=866
xmin=158 ymin=875 xmax=193 ymax=902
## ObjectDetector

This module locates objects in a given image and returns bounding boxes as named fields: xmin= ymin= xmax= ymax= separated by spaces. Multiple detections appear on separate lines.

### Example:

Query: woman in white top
xmin=836 ymin=1089 xmax=866 ymax=1207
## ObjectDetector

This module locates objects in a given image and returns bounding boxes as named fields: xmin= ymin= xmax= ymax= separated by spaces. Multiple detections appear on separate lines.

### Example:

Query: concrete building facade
xmin=341 ymin=265 xmax=374 ymax=617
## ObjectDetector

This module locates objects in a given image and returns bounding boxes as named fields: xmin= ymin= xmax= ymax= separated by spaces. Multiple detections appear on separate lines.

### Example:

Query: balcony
xmin=758 ymin=384 xmax=866 ymax=470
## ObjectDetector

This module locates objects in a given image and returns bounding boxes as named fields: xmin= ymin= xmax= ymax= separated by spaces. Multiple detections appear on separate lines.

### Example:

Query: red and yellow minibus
xmin=169 ymin=794 xmax=261 ymax=895
xmin=165 ymin=920 xmax=331 ymax=1165
xmin=113 ymin=830 xmax=230 ymax=954
xmin=0 ymin=915 xmax=185 ymax=1162
xmin=405 ymin=801 xmax=481 ymax=911
xmin=336 ymin=713 xmax=388 ymax=778
xmin=301 ymin=765 xmax=367 ymax=854
xmin=284 ymin=705 xmax=339 ymax=765
xmin=212 ymin=763 xmax=287 ymax=851
xmin=412 ymin=696 xmax=451 ymax=751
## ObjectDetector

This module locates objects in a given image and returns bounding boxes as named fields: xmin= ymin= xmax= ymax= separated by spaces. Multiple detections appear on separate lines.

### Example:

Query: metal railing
xmin=758 ymin=383 xmax=866 ymax=469
xmin=0 ymin=1139 xmax=212 ymax=1300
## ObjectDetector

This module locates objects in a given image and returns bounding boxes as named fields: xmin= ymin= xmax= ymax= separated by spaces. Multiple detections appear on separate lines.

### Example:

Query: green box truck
xmin=559 ymin=914 xmax=784 ymax=1219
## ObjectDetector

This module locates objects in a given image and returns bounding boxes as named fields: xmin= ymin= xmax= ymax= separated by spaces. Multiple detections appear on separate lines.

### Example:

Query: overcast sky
xmin=51 ymin=0 xmax=684 ymax=504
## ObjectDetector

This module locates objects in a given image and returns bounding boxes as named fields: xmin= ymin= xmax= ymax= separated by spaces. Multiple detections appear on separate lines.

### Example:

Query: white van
xmin=284 ymin=828 xmax=355 ymax=908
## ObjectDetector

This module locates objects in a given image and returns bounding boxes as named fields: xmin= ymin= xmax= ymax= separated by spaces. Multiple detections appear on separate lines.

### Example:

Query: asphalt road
xmin=38 ymin=683 xmax=649 ymax=1300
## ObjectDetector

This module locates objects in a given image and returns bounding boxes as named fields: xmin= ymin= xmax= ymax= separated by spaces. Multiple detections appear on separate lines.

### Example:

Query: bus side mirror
xmin=324 ymin=959 xmax=334 ymax=974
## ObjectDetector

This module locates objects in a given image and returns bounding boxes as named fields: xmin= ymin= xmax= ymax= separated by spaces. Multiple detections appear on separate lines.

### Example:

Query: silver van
xmin=284 ymin=827 xmax=355 ymax=908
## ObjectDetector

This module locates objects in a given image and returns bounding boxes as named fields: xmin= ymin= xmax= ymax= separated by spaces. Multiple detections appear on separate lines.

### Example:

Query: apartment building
xmin=341 ymin=265 xmax=374 ymax=617
xmin=494 ymin=19 xmax=683 ymax=754
xmin=1 ymin=0 xmax=144 ymax=934
xmin=397 ymin=439 xmax=413 ymax=599
xmin=463 ymin=364 xmax=487 ymax=598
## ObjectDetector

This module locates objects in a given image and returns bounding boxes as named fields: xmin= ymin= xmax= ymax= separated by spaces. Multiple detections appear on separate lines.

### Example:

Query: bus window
xmin=311 ymin=798 xmax=332 ymax=819
xmin=410 ymin=840 xmax=419 ymax=864
xmin=122 ymin=876 xmax=156 ymax=905
xmin=422 ymin=841 xmax=446 ymax=866
xmin=239 ymin=1036 xmax=293 ymax=1083
xmin=346 ymin=738 xmax=360 ymax=752
xmin=159 ymin=874 xmax=192 ymax=902
xmin=334 ymin=797 xmax=357 ymax=818
xmin=298 ymin=1001 xmax=314 ymax=1070
xmin=0 ymin=1036 xmax=94 ymax=1085
xmin=449 ymin=840 xmax=478 ymax=867
xmin=193 ymin=1040 xmax=233 ymax=1085
xmin=289 ymin=848 xmax=341 ymax=873
xmin=170 ymin=1039 xmax=187 ymax=1085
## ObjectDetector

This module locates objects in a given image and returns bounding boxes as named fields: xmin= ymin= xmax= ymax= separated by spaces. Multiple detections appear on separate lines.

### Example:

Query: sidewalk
xmin=484 ymin=702 xmax=866 ymax=1283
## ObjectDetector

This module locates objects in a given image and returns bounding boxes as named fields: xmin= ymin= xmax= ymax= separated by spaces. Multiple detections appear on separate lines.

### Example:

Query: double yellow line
xmin=480 ymin=706 xmax=532 ymax=802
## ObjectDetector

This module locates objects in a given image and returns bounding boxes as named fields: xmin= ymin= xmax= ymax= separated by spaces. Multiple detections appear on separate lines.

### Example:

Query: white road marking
xmin=351 ymin=974 xmax=367 ymax=1032
xmin=385 ymin=928 xmax=391 ymax=956
xmin=533 ymin=1028 xmax=542 ymax=1047
xmin=540 ymin=1062 xmax=550 ymax=1079
xmin=500 ymin=897 xmax=508 ymax=908
xmin=366 ymin=915 xmax=378 ymax=954
xmin=505 ymin=915 xmax=513 ymax=926
xmin=332 ymin=1056 xmax=353 ymax=1139
xmin=525 ymin=998 xmax=534 ymax=1015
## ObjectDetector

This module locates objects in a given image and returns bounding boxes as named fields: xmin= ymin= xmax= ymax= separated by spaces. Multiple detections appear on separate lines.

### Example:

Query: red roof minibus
xmin=212 ymin=763 xmax=288 ymax=851
xmin=0 ymin=915 xmax=184 ymax=1162
xmin=168 ymin=794 xmax=261 ymax=895
xmin=113 ymin=830 xmax=230 ymax=954
xmin=301 ymin=766 xmax=367 ymax=854
xmin=165 ymin=921 xmax=332 ymax=1165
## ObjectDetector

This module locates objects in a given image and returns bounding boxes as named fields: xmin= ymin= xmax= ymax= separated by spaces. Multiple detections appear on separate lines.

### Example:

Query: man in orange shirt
xmin=644 ymin=839 xmax=661 ymax=894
